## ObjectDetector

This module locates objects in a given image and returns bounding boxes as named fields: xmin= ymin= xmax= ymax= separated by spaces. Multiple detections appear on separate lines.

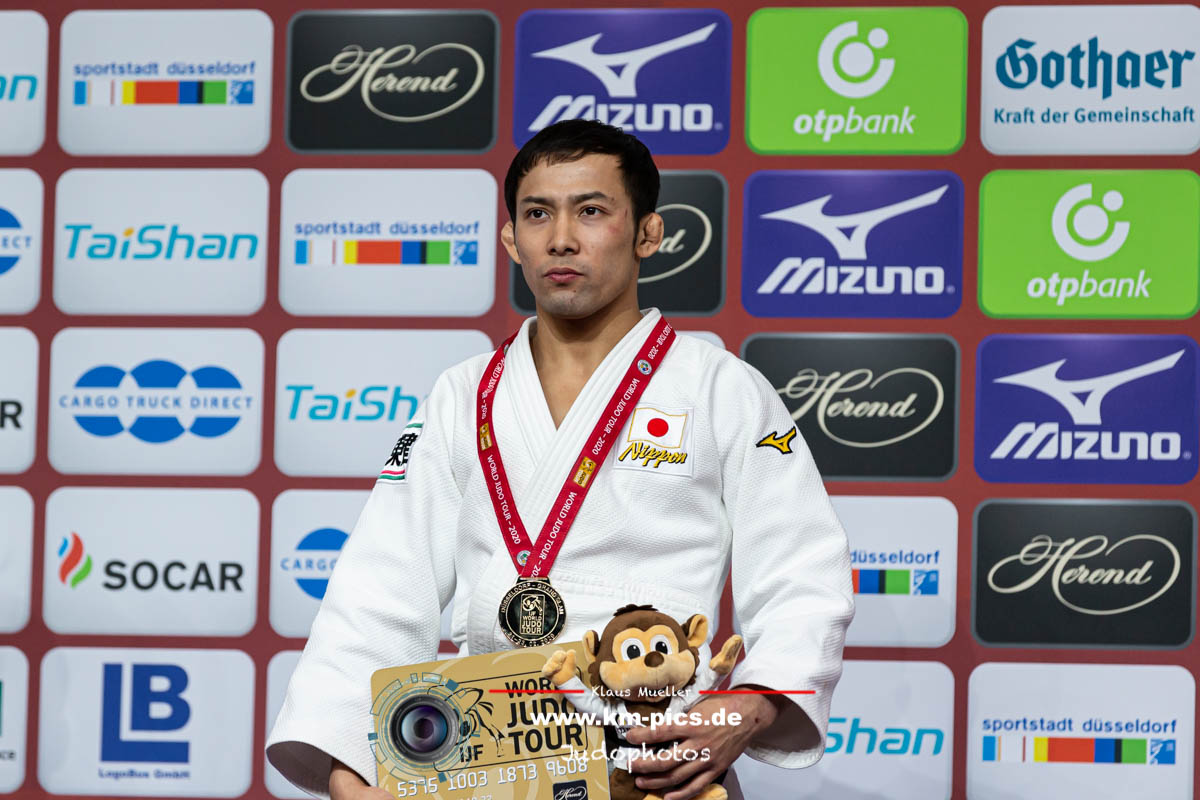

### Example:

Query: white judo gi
xmin=266 ymin=307 xmax=855 ymax=798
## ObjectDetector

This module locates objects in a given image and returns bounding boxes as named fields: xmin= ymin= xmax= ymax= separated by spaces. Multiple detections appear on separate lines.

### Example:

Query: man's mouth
xmin=545 ymin=268 xmax=582 ymax=285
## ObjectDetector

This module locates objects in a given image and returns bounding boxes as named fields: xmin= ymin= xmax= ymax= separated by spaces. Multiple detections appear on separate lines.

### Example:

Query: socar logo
xmin=58 ymin=532 xmax=92 ymax=588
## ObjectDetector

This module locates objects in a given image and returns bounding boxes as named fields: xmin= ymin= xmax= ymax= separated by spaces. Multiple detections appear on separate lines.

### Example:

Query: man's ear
xmin=583 ymin=630 xmax=601 ymax=666
xmin=501 ymin=220 xmax=521 ymax=264
xmin=635 ymin=212 xmax=664 ymax=260
xmin=683 ymin=614 xmax=708 ymax=649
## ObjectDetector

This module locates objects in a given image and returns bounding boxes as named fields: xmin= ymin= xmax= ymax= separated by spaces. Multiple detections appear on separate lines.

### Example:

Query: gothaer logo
xmin=818 ymin=21 xmax=894 ymax=98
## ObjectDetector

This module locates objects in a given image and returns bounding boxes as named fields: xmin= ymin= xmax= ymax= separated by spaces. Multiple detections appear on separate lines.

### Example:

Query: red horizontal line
xmin=699 ymin=690 xmax=816 ymax=695
xmin=487 ymin=689 xmax=584 ymax=694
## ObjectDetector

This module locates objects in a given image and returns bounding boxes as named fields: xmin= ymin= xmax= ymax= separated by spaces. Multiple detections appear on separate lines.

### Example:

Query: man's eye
xmin=581 ymin=206 xmax=601 ymax=216
xmin=526 ymin=209 xmax=547 ymax=219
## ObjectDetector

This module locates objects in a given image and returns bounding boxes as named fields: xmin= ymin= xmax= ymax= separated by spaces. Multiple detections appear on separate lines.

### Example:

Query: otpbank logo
xmin=49 ymin=328 xmax=264 ymax=476
xmin=514 ymin=10 xmax=731 ymax=154
xmin=58 ymin=10 xmax=272 ymax=155
xmin=746 ymin=7 xmax=966 ymax=154
xmin=975 ymin=335 xmax=1199 ymax=484
xmin=982 ymin=5 xmax=1200 ymax=154
xmin=744 ymin=171 xmax=962 ymax=318
xmin=980 ymin=171 xmax=1200 ymax=319
xmin=968 ymin=663 xmax=1193 ymax=800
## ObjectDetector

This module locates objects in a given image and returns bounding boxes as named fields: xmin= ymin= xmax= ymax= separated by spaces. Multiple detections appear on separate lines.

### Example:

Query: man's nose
xmin=548 ymin=216 xmax=579 ymax=255
xmin=643 ymin=651 xmax=664 ymax=668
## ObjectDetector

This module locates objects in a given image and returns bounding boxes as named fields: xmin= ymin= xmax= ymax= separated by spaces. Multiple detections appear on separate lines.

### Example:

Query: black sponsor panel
xmin=742 ymin=333 xmax=957 ymax=480
xmin=512 ymin=171 xmax=726 ymax=315
xmin=287 ymin=11 xmax=498 ymax=152
xmin=974 ymin=500 xmax=1195 ymax=648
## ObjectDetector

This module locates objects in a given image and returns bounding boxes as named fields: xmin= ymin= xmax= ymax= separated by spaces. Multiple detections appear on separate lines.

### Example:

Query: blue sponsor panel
xmin=742 ymin=170 xmax=962 ymax=318
xmin=514 ymin=9 xmax=731 ymax=154
xmin=975 ymin=334 xmax=1199 ymax=483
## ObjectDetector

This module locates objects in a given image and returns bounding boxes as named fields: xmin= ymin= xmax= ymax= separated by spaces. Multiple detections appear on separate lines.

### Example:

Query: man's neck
xmin=529 ymin=302 xmax=643 ymax=385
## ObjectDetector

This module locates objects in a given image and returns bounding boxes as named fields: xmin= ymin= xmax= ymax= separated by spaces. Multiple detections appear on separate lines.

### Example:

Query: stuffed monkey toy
xmin=541 ymin=604 xmax=743 ymax=800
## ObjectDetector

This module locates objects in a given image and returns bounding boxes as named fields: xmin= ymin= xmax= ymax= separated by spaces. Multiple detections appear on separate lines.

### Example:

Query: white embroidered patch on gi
xmin=611 ymin=405 xmax=694 ymax=477
xmin=377 ymin=421 xmax=423 ymax=484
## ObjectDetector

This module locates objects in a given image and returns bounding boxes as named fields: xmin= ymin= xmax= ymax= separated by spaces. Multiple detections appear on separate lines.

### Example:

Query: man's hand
xmin=330 ymin=758 xmax=392 ymax=800
xmin=625 ymin=692 xmax=781 ymax=800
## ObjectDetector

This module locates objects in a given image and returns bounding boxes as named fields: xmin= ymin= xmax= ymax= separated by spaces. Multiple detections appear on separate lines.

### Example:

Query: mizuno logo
xmin=531 ymin=24 xmax=717 ymax=98
xmin=995 ymin=350 xmax=1183 ymax=425
xmin=760 ymin=185 xmax=947 ymax=260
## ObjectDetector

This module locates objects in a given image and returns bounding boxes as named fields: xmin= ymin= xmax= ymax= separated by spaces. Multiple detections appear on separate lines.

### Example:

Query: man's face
xmin=501 ymin=153 xmax=662 ymax=319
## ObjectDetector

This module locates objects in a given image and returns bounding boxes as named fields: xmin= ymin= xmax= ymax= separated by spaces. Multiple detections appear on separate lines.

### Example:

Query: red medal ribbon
xmin=476 ymin=317 xmax=675 ymax=579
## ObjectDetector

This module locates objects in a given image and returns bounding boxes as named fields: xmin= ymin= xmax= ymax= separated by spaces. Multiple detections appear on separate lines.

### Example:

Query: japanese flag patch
xmin=612 ymin=405 xmax=694 ymax=477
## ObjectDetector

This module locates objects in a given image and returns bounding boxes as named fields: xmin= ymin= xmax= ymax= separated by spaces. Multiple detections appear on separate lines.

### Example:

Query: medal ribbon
xmin=476 ymin=317 xmax=675 ymax=579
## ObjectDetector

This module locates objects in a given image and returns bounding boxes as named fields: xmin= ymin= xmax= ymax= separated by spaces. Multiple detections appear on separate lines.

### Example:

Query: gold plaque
xmin=371 ymin=644 xmax=611 ymax=799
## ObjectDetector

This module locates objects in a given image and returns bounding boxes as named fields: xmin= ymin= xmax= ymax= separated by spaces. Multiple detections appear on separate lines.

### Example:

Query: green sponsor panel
xmin=425 ymin=240 xmax=450 ymax=264
xmin=884 ymin=569 xmax=911 ymax=594
xmin=979 ymin=170 xmax=1200 ymax=319
xmin=746 ymin=7 xmax=966 ymax=154
xmin=201 ymin=81 xmax=227 ymax=104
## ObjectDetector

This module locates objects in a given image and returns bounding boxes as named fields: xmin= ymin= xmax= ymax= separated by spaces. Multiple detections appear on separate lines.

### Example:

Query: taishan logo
xmin=299 ymin=43 xmax=485 ymax=123
xmin=58 ymin=532 xmax=93 ymax=588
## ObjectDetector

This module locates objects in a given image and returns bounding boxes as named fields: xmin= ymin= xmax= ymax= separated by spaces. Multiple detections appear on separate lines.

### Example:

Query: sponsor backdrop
xmin=2 ymin=1 xmax=1198 ymax=799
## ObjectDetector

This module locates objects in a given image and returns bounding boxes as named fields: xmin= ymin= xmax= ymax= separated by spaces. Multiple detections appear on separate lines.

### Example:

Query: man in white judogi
xmin=267 ymin=120 xmax=855 ymax=800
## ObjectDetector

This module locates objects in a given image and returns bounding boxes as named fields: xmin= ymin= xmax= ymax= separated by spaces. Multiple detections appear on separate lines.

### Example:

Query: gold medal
xmin=497 ymin=577 xmax=565 ymax=647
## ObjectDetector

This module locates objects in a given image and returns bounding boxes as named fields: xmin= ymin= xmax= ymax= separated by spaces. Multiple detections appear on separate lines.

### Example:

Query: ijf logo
xmin=981 ymin=5 xmax=1200 ymax=154
xmin=58 ymin=10 xmax=272 ymax=155
xmin=38 ymin=648 xmax=254 ymax=795
xmin=975 ymin=334 xmax=1199 ymax=484
xmin=514 ymin=10 xmax=731 ymax=154
xmin=744 ymin=170 xmax=962 ymax=318
xmin=746 ymin=7 xmax=966 ymax=154
xmin=979 ymin=171 xmax=1200 ymax=319
xmin=0 ymin=11 xmax=48 ymax=155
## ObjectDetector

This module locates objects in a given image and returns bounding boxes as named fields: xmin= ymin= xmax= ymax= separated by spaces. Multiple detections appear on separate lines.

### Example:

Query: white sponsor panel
xmin=279 ymin=169 xmax=496 ymax=316
xmin=736 ymin=660 xmax=953 ymax=800
xmin=0 ymin=487 xmax=33 ymax=634
xmin=982 ymin=5 xmax=1200 ymax=154
xmin=58 ymin=10 xmax=272 ymax=155
xmin=968 ymin=662 xmax=1194 ymax=799
xmin=0 ymin=327 xmax=37 ymax=473
xmin=264 ymin=651 xmax=305 ymax=799
xmin=0 ymin=11 xmax=48 ymax=155
xmin=0 ymin=646 xmax=29 ymax=792
xmin=49 ymin=327 xmax=264 ymax=475
xmin=836 ymin=495 xmax=957 ymax=647
xmin=54 ymin=169 xmax=268 ymax=315
xmin=270 ymin=490 xmax=366 ymax=638
xmin=275 ymin=328 xmax=490 ymax=476
xmin=38 ymin=647 xmax=253 ymax=796
xmin=0 ymin=169 xmax=43 ymax=315
xmin=43 ymin=487 xmax=258 ymax=636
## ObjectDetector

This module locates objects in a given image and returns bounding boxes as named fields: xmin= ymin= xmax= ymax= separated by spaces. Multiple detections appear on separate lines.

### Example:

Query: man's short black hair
xmin=504 ymin=119 xmax=660 ymax=227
